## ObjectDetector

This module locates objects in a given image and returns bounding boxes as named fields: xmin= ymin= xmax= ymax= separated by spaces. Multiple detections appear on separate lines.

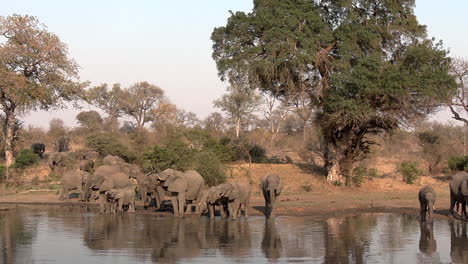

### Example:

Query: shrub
xmin=400 ymin=161 xmax=423 ymax=184
xmin=448 ymin=155 xmax=468 ymax=172
xmin=194 ymin=151 xmax=227 ymax=186
xmin=248 ymin=144 xmax=267 ymax=163
xmin=86 ymin=133 xmax=136 ymax=162
xmin=350 ymin=166 xmax=379 ymax=187
xmin=12 ymin=149 xmax=40 ymax=169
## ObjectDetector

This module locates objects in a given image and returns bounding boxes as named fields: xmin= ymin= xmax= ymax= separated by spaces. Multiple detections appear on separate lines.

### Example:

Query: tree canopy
xmin=211 ymin=0 xmax=457 ymax=183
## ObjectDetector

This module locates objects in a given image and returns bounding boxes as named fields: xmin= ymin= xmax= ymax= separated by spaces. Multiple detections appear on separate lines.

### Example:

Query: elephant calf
xmin=219 ymin=182 xmax=251 ymax=219
xmin=200 ymin=186 xmax=229 ymax=219
xmin=418 ymin=185 xmax=436 ymax=222
xmin=261 ymin=174 xmax=282 ymax=218
xmin=105 ymin=187 xmax=136 ymax=213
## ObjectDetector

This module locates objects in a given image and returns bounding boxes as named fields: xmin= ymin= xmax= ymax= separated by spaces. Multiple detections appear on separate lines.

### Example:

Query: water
xmin=0 ymin=205 xmax=467 ymax=263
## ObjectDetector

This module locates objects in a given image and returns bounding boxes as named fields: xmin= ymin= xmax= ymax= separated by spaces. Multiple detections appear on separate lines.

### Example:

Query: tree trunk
xmin=236 ymin=118 xmax=241 ymax=138
xmin=3 ymin=108 xmax=16 ymax=181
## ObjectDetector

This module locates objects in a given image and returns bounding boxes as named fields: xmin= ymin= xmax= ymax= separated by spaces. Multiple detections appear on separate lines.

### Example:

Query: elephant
xmin=103 ymin=155 xmax=125 ymax=165
xmin=60 ymin=170 xmax=90 ymax=201
xmin=79 ymin=158 xmax=95 ymax=173
xmin=30 ymin=143 xmax=45 ymax=158
xmin=418 ymin=185 xmax=436 ymax=222
xmin=105 ymin=186 xmax=136 ymax=213
xmin=449 ymin=171 xmax=468 ymax=218
xmin=48 ymin=152 xmax=68 ymax=171
xmin=218 ymin=182 xmax=251 ymax=219
xmin=199 ymin=185 xmax=229 ymax=219
xmin=155 ymin=169 xmax=205 ymax=217
xmin=261 ymin=174 xmax=282 ymax=218
xmin=87 ymin=162 xmax=141 ymax=213
xmin=419 ymin=222 xmax=437 ymax=255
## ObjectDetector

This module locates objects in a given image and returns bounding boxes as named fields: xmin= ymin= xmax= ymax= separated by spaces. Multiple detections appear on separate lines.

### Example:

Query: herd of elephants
xmin=55 ymin=153 xmax=283 ymax=218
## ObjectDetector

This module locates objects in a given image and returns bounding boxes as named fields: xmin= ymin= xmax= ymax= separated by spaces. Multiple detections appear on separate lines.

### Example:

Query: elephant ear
xmin=99 ymin=178 xmax=115 ymax=192
xmin=275 ymin=176 xmax=283 ymax=196
xmin=166 ymin=174 xmax=187 ymax=193
xmin=158 ymin=169 xmax=175 ymax=181
xmin=462 ymin=180 xmax=468 ymax=195
xmin=224 ymin=184 xmax=240 ymax=200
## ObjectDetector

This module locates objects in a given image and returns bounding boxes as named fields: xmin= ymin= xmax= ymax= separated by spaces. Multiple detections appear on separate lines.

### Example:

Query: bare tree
xmin=120 ymin=81 xmax=165 ymax=131
xmin=214 ymin=84 xmax=261 ymax=138
xmin=449 ymin=57 xmax=468 ymax=125
xmin=261 ymin=93 xmax=290 ymax=147
xmin=0 ymin=15 xmax=85 ymax=178
xmin=176 ymin=109 xmax=199 ymax=128
xmin=203 ymin=112 xmax=225 ymax=134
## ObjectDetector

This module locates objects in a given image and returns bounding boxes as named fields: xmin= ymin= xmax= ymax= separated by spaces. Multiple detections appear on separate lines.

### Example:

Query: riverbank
xmin=0 ymin=176 xmax=452 ymax=221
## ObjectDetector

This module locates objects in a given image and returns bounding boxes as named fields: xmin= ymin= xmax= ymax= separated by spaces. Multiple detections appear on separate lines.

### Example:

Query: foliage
xmin=0 ymin=15 xmax=85 ymax=171
xmin=12 ymin=149 xmax=40 ymax=169
xmin=76 ymin=111 xmax=103 ymax=130
xmin=400 ymin=161 xmax=423 ymax=184
xmin=351 ymin=166 xmax=379 ymax=187
xmin=0 ymin=165 xmax=5 ymax=182
xmin=144 ymin=132 xmax=229 ymax=186
xmin=211 ymin=0 xmax=457 ymax=183
xmin=86 ymin=133 xmax=136 ymax=162
xmin=448 ymin=155 xmax=468 ymax=172
xmin=417 ymin=130 xmax=442 ymax=174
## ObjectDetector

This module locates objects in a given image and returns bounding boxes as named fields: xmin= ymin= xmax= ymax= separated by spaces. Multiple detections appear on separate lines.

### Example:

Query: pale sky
xmin=1 ymin=0 xmax=467 ymax=128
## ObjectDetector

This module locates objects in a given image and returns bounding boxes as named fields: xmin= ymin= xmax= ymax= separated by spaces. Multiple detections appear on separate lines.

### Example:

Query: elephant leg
xmin=420 ymin=204 xmax=425 ymax=221
xmin=263 ymin=191 xmax=270 ymax=217
xmin=463 ymin=201 xmax=468 ymax=219
xmin=238 ymin=203 xmax=243 ymax=218
xmin=178 ymin=193 xmax=185 ymax=217
xmin=244 ymin=200 xmax=249 ymax=219
xmin=449 ymin=192 xmax=456 ymax=217
xmin=131 ymin=199 xmax=136 ymax=212
xmin=99 ymin=193 xmax=106 ymax=213
xmin=171 ymin=196 xmax=179 ymax=217
xmin=229 ymin=200 xmax=240 ymax=220
xmin=77 ymin=186 xmax=84 ymax=201
xmin=209 ymin=204 xmax=215 ymax=219
xmin=185 ymin=203 xmax=192 ymax=215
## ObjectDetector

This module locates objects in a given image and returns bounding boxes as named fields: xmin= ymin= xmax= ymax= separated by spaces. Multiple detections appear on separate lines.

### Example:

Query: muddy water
xmin=0 ymin=206 xmax=466 ymax=263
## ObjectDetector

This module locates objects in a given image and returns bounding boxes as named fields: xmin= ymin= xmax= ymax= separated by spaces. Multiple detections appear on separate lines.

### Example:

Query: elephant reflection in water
xmin=450 ymin=221 xmax=468 ymax=264
xmin=84 ymin=214 xmax=138 ymax=250
xmin=419 ymin=222 xmax=437 ymax=255
xmin=261 ymin=219 xmax=282 ymax=260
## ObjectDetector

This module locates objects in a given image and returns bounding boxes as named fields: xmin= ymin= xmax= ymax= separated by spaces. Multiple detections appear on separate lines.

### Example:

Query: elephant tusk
xmin=157 ymin=175 xmax=162 ymax=181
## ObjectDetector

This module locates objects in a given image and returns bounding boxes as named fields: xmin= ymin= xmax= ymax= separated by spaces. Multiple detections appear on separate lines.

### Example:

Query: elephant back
xmin=450 ymin=171 xmax=468 ymax=194
xmin=184 ymin=170 xmax=205 ymax=201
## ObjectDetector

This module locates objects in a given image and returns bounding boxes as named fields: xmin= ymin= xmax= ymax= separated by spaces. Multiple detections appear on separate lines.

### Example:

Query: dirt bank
xmin=0 ymin=179 xmax=452 ymax=221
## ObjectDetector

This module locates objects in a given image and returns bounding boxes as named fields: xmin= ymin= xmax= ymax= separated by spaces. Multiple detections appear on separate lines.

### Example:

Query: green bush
xmin=448 ymin=155 xmax=468 ymax=172
xmin=0 ymin=165 xmax=5 ymax=181
xmin=249 ymin=144 xmax=267 ymax=163
xmin=194 ymin=151 xmax=226 ymax=186
xmin=12 ymin=149 xmax=40 ymax=169
xmin=86 ymin=133 xmax=136 ymax=162
xmin=400 ymin=161 xmax=423 ymax=184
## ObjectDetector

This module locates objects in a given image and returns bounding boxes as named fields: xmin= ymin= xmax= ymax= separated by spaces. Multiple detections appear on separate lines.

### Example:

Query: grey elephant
xmin=60 ymin=170 xmax=90 ymax=201
xmin=156 ymin=169 xmax=205 ymax=217
xmin=418 ymin=185 xmax=436 ymax=222
xmin=105 ymin=186 xmax=136 ymax=213
xmin=449 ymin=171 xmax=468 ymax=218
xmin=87 ymin=162 xmax=141 ymax=213
xmin=31 ymin=142 xmax=45 ymax=158
xmin=79 ymin=158 xmax=95 ymax=173
xmin=200 ymin=185 xmax=229 ymax=219
xmin=261 ymin=174 xmax=282 ymax=218
xmin=103 ymin=155 xmax=125 ymax=165
xmin=218 ymin=182 xmax=251 ymax=219
xmin=48 ymin=152 xmax=68 ymax=171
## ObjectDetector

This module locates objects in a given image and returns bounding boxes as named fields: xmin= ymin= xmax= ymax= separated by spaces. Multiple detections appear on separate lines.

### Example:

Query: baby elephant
xmin=261 ymin=174 xmax=282 ymax=218
xmin=105 ymin=187 xmax=136 ymax=213
xmin=419 ymin=185 xmax=436 ymax=222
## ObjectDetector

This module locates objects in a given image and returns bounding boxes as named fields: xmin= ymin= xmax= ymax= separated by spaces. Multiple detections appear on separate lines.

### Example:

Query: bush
xmin=400 ymin=161 xmax=423 ymax=184
xmin=12 ymin=149 xmax=40 ymax=169
xmin=0 ymin=165 xmax=5 ymax=182
xmin=86 ymin=133 xmax=136 ymax=162
xmin=448 ymin=155 xmax=468 ymax=172
xmin=351 ymin=166 xmax=379 ymax=187
xmin=194 ymin=151 xmax=226 ymax=186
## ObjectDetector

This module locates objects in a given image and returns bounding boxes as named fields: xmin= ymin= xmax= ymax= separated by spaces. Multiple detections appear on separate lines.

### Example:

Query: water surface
xmin=0 ymin=205 xmax=467 ymax=263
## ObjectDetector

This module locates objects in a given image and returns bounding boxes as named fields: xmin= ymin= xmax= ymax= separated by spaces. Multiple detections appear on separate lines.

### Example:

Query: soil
xmin=0 ymin=164 xmax=454 ymax=221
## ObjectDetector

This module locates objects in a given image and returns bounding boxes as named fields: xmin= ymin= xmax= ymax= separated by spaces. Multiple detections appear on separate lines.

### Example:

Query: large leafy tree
xmin=212 ymin=0 xmax=456 ymax=183
xmin=0 ymin=15 xmax=85 ymax=177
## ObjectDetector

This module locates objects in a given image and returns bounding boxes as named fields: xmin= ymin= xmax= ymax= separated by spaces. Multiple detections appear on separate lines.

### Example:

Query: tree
xmin=176 ymin=109 xmax=199 ymax=128
xmin=87 ymin=83 xmax=123 ymax=123
xmin=449 ymin=57 xmax=468 ymax=125
xmin=0 ymin=15 xmax=85 ymax=178
xmin=203 ymin=112 xmax=225 ymax=136
xmin=151 ymin=102 xmax=178 ymax=138
xmin=212 ymin=0 xmax=457 ymax=184
xmin=76 ymin=110 xmax=103 ymax=130
xmin=261 ymin=93 xmax=290 ymax=147
xmin=120 ymin=81 xmax=165 ymax=131
xmin=214 ymin=84 xmax=261 ymax=138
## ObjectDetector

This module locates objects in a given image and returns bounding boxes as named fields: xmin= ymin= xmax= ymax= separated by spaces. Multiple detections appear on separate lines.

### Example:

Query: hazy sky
xmin=2 ymin=0 xmax=467 ymax=128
